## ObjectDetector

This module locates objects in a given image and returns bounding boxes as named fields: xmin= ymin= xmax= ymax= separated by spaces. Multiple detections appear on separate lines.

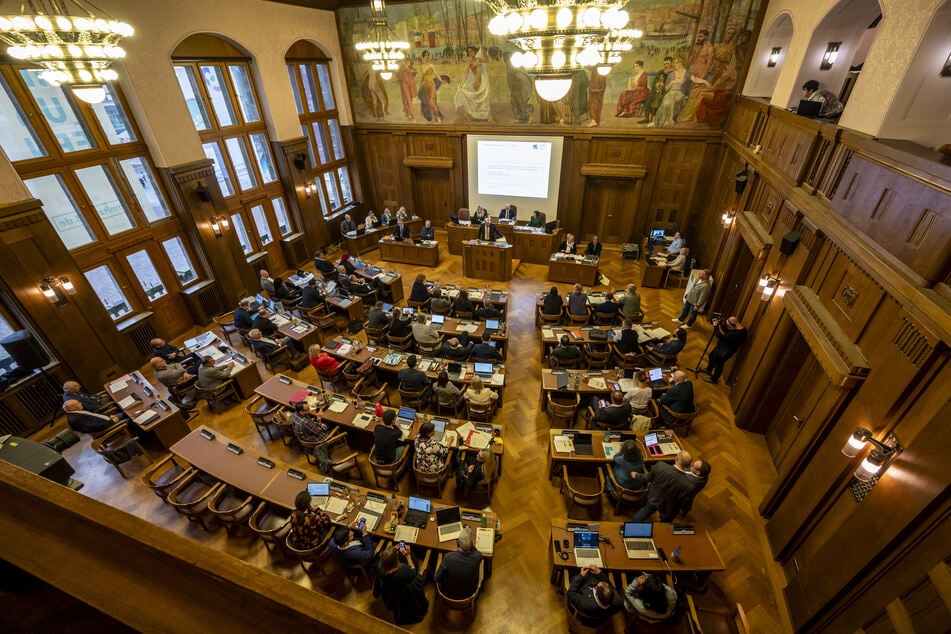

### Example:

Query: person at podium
xmin=391 ymin=220 xmax=412 ymax=240
xmin=557 ymin=233 xmax=578 ymax=255
xmin=478 ymin=216 xmax=504 ymax=242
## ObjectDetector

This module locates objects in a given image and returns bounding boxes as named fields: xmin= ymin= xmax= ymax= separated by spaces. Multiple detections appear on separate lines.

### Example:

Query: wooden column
xmin=273 ymin=137 xmax=330 ymax=256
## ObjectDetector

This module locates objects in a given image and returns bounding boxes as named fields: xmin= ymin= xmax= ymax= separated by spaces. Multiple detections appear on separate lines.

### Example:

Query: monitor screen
xmin=474 ymin=362 xmax=493 ymax=375
xmin=649 ymin=367 xmax=664 ymax=381
xmin=573 ymin=530 xmax=599 ymax=549
xmin=307 ymin=482 xmax=329 ymax=497
xmin=397 ymin=406 xmax=416 ymax=420
xmin=623 ymin=522 xmax=654 ymax=538
xmin=382 ymin=303 xmax=393 ymax=312
xmin=430 ymin=314 xmax=445 ymax=326
xmin=650 ymin=229 xmax=666 ymax=240
xmin=435 ymin=506 xmax=461 ymax=525
xmin=408 ymin=496 xmax=430 ymax=512
xmin=402 ymin=307 xmax=415 ymax=315
xmin=573 ymin=433 xmax=592 ymax=446
xmin=485 ymin=319 xmax=500 ymax=330
xmin=324 ymin=281 xmax=337 ymax=293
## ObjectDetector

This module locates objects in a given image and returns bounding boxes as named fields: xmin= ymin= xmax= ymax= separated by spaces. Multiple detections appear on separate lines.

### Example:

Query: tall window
xmin=0 ymin=63 xmax=201 ymax=323
xmin=286 ymin=43 xmax=353 ymax=217
xmin=174 ymin=48 xmax=291 ymax=255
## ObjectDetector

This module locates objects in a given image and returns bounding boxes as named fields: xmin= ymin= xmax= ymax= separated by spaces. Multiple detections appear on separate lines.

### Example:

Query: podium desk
xmin=343 ymin=218 xmax=422 ymax=254
xmin=379 ymin=238 xmax=439 ymax=267
xmin=548 ymin=255 xmax=599 ymax=286
xmin=462 ymin=241 xmax=517 ymax=281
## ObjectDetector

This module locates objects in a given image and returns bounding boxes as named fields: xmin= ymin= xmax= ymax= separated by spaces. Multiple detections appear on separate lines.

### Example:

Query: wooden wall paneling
xmin=689 ymin=142 xmax=727 ymax=268
xmin=274 ymin=137 xmax=330 ymax=256
xmin=559 ymin=136 xmax=587 ymax=237
xmin=362 ymin=131 xmax=405 ymax=213
xmin=637 ymin=139 xmax=665 ymax=239
xmin=802 ymin=124 xmax=841 ymax=195
xmin=724 ymin=97 xmax=768 ymax=147
xmin=809 ymin=249 xmax=886 ymax=342
xmin=161 ymin=160 xmax=257 ymax=304
xmin=647 ymin=140 xmax=706 ymax=233
xmin=757 ymin=110 xmax=821 ymax=184
xmin=0 ymin=200 xmax=137 ymax=387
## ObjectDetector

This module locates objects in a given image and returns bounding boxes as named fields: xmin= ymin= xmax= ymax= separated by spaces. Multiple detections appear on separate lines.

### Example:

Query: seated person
xmin=61 ymin=380 xmax=111 ymax=413
xmin=665 ymin=232 xmax=685 ymax=255
xmin=566 ymin=284 xmax=588 ymax=317
xmin=652 ymin=247 xmax=689 ymax=270
xmin=558 ymin=233 xmax=578 ymax=255
xmin=618 ymin=284 xmax=642 ymax=320
xmin=584 ymin=235 xmax=602 ymax=257
xmin=624 ymin=573 xmax=677 ymax=623
xmin=259 ymin=268 xmax=276 ymax=295
xmin=430 ymin=287 xmax=451 ymax=312
xmin=331 ymin=522 xmax=378 ymax=567
xmin=615 ymin=319 xmax=641 ymax=356
xmin=474 ymin=300 xmax=503 ymax=321
xmin=802 ymin=79 xmax=844 ymax=117
xmin=289 ymin=489 xmax=332 ymax=550
xmin=409 ymin=274 xmax=433 ymax=304
xmin=567 ymin=566 xmax=623 ymax=625
xmin=657 ymin=370 xmax=694 ymax=424
xmin=291 ymin=399 xmax=333 ymax=443
xmin=62 ymin=399 xmax=121 ymax=434
xmin=150 ymin=338 xmax=186 ymax=364
xmin=452 ymin=290 xmax=475 ymax=315
xmin=339 ymin=213 xmax=357 ymax=235
xmin=364 ymin=209 xmax=379 ymax=230
xmin=338 ymin=253 xmax=356 ymax=275
xmin=252 ymin=307 xmax=280 ymax=338
xmin=149 ymin=357 xmax=197 ymax=410
xmin=233 ymin=299 xmax=254 ymax=329
xmin=435 ymin=526 xmax=484 ymax=599
xmin=589 ymin=390 xmax=633 ymax=430
xmin=308 ymin=344 xmax=340 ymax=373
xmin=413 ymin=420 xmax=450 ymax=472
xmin=463 ymin=376 xmax=497 ymax=409
xmin=197 ymin=354 xmax=234 ymax=389
xmin=610 ymin=440 xmax=646 ymax=491
xmin=247 ymin=328 xmax=292 ymax=357
xmin=314 ymin=250 xmax=336 ymax=275
xmin=594 ymin=292 xmax=619 ymax=317
xmin=395 ymin=206 xmax=408 ymax=222
xmin=470 ymin=332 xmax=502 ymax=363
xmin=373 ymin=410 xmax=405 ymax=464
xmin=472 ymin=205 xmax=487 ymax=223
xmin=388 ymin=309 xmax=413 ymax=338
xmin=412 ymin=312 xmax=442 ymax=347
xmin=644 ymin=328 xmax=687 ymax=358
xmin=441 ymin=335 xmax=473 ymax=361
xmin=542 ymin=286 xmax=563 ymax=316
xmin=367 ymin=301 xmax=391 ymax=330
xmin=552 ymin=335 xmax=582 ymax=362
xmin=299 ymin=278 xmax=324 ymax=310
xmin=499 ymin=203 xmax=517 ymax=222
xmin=374 ymin=544 xmax=429 ymax=626
xmin=456 ymin=447 xmax=496 ymax=493
xmin=420 ymin=219 xmax=435 ymax=240
xmin=398 ymin=355 xmax=431 ymax=402
xmin=347 ymin=274 xmax=374 ymax=296
xmin=380 ymin=207 xmax=394 ymax=226
xmin=391 ymin=220 xmax=411 ymax=240
xmin=432 ymin=370 xmax=463 ymax=408
xmin=528 ymin=210 xmax=546 ymax=228
xmin=623 ymin=371 xmax=653 ymax=415
xmin=272 ymin=276 xmax=302 ymax=302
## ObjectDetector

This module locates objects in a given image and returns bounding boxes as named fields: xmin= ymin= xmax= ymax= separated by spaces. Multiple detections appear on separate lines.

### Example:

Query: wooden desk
xmin=538 ymin=324 xmax=669 ymax=360
xmin=442 ymin=285 xmax=509 ymax=315
xmin=170 ymin=427 xmax=499 ymax=558
xmin=462 ymin=241 xmax=516 ymax=282
xmin=641 ymin=264 xmax=668 ymax=289
xmin=343 ymin=218 xmax=423 ymax=254
xmin=104 ymin=373 xmax=190 ymax=450
xmin=539 ymin=369 xmax=624 ymax=409
xmin=326 ymin=293 xmax=364 ymax=321
xmin=547 ymin=429 xmax=680 ymax=479
xmin=446 ymin=223 xmax=562 ymax=264
xmin=184 ymin=331 xmax=263 ymax=400
xmin=549 ymin=519 xmax=725 ymax=576
xmin=378 ymin=238 xmax=440 ymax=267
xmin=549 ymin=255 xmax=599 ymax=286
xmin=354 ymin=267 xmax=404 ymax=304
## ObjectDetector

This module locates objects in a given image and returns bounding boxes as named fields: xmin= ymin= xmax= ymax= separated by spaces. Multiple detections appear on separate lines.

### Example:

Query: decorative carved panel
xmin=816 ymin=247 xmax=886 ymax=340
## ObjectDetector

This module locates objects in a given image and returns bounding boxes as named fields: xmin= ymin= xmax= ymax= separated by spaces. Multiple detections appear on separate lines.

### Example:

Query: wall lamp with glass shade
xmin=759 ymin=273 xmax=781 ymax=301
xmin=39 ymin=276 xmax=75 ymax=307
xmin=721 ymin=209 xmax=735 ymax=228
xmin=841 ymin=427 xmax=903 ymax=503
xmin=820 ymin=42 xmax=840 ymax=70
xmin=304 ymin=179 xmax=318 ymax=199
xmin=767 ymin=47 xmax=782 ymax=67
xmin=208 ymin=215 xmax=229 ymax=238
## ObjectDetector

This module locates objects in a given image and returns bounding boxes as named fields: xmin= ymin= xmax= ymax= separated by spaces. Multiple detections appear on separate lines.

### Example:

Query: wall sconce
xmin=39 ymin=276 xmax=74 ymax=307
xmin=195 ymin=182 xmax=212 ymax=202
xmin=820 ymin=42 xmax=841 ymax=70
xmin=841 ymin=427 xmax=903 ymax=502
xmin=759 ymin=273 xmax=782 ymax=301
xmin=941 ymin=51 xmax=951 ymax=77
xmin=304 ymin=179 xmax=318 ymax=199
xmin=767 ymin=47 xmax=782 ymax=67
xmin=721 ymin=209 xmax=735 ymax=228
xmin=209 ymin=215 xmax=229 ymax=238
xmin=293 ymin=152 xmax=308 ymax=170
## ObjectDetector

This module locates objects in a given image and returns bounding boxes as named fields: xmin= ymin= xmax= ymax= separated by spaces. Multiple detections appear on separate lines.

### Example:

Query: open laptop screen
xmin=307 ymin=482 xmax=330 ymax=497
xmin=435 ymin=507 xmax=461 ymax=525
xmin=397 ymin=406 xmax=416 ymax=421
xmin=474 ymin=362 xmax=493 ymax=375
xmin=622 ymin=522 xmax=653 ymax=538
xmin=485 ymin=319 xmax=500 ymax=330
xmin=432 ymin=418 xmax=448 ymax=432
xmin=644 ymin=432 xmax=659 ymax=446
xmin=408 ymin=496 xmax=430 ymax=513
xmin=648 ymin=368 xmax=664 ymax=381
xmin=430 ymin=314 xmax=445 ymax=326
xmin=573 ymin=530 xmax=599 ymax=549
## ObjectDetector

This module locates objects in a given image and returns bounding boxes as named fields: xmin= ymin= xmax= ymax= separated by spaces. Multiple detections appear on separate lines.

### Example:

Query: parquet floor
xmin=39 ymin=232 xmax=794 ymax=633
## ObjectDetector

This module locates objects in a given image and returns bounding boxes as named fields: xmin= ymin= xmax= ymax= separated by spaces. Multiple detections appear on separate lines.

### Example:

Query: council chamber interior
xmin=0 ymin=0 xmax=948 ymax=632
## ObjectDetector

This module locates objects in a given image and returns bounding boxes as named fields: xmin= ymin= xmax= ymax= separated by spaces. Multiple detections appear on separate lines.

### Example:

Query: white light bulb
xmin=556 ymin=8 xmax=573 ymax=29
xmin=551 ymin=50 xmax=566 ymax=68
xmin=529 ymin=9 xmax=548 ymax=30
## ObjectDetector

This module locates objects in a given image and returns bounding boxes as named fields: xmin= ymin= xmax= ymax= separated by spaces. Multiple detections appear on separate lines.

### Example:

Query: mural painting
xmin=337 ymin=0 xmax=761 ymax=129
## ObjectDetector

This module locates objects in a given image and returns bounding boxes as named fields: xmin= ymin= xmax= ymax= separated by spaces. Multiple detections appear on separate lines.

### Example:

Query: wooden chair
xmin=413 ymin=449 xmax=454 ymax=498
xmin=583 ymin=345 xmax=612 ymax=370
xmin=591 ymin=310 xmax=617 ymax=326
xmin=550 ymin=356 xmax=583 ymax=370
xmin=207 ymin=484 xmax=256 ymax=536
xmin=214 ymin=311 xmax=239 ymax=345
xmin=364 ymin=324 xmax=388 ymax=346
xmin=245 ymin=395 xmax=282 ymax=441
xmin=560 ymin=465 xmax=604 ymax=519
xmin=258 ymin=342 xmax=293 ymax=373
xmin=167 ymin=375 xmax=197 ymax=409
xmin=658 ymin=403 xmax=699 ymax=437
xmin=339 ymin=540 xmax=386 ymax=587
xmin=666 ymin=266 xmax=687 ymax=288
xmin=141 ymin=454 xmax=193 ymax=501
xmin=285 ymin=530 xmax=333 ymax=575
xmin=431 ymin=301 xmax=451 ymax=315
xmin=566 ymin=311 xmax=589 ymax=327
xmin=248 ymin=501 xmax=291 ymax=557
xmin=465 ymin=397 xmax=497 ymax=422
xmin=309 ymin=308 xmax=341 ymax=341
xmin=565 ymin=580 xmax=613 ymax=633
xmin=612 ymin=346 xmax=643 ymax=373
xmin=462 ymin=474 xmax=496 ymax=508
xmin=368 ymin=444 xmax=411 ymax=490
xmin=547 ymin=392 xmax=580 ymax=428
xmin=454 ymin=310 xmax=473 ymax=320
xmin=91 ymin=424 xmax=147 ymax=478
xmin=416 ymin=338 xmax=443 ymax=356
xmin=644 ymin=348 xmax=679 ymax=368
xmin=352 ymin=375 xmax=391 ymax=406
xmin=436 ymin=555 xmax=484 ymax=620
xmin=387 ymin=331 xmax=415 ymax=352
xmin=166 ymin=471 xmax=224 ymax=532
xmin=408 ymin=297 xmax=431 ymax=311
xmin=195 ymin=380 xmax=239 ymax=413
xmin=435 ymin=388 xmax=466 ymax=417
xmin=399 ymin=385 xmax=429 ymax=411
xmin=537 ymin=306 xmax=563 ymax=327
xmin=316 ymin=364 xmax=346 ymax=393
xmin=341 ymin=361 xmax=367 ymax=390
xmin=298 ymin=431 xmax=363 ymax=481
xmin=603 ymin=467 xmax=649 ymax=516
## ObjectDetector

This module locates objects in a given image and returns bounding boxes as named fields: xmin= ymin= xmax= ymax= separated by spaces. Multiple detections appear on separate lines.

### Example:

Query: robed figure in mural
xmin=455 ymin=46 xmax=490 ymax=121
xmin=615 ymin=60 xmax=651 ymax=118
xmin=396 ymin=60 xmax=417 ymax=121
xmin=418 ymin=50 xmax=450 ymax=123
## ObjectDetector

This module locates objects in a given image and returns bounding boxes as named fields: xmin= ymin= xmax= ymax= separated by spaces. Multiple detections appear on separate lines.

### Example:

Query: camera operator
xmin=699 ymin=315 xmax=746 ymax=384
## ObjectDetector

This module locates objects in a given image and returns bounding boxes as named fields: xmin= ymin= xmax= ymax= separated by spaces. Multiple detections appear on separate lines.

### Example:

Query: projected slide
xmin=477 ymin=140 xmax=552 ymax=199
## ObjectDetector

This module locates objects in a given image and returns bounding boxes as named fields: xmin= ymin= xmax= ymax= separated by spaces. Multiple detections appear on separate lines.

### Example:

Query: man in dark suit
xmin=657 ymin=370 xmax=694 ymax=424
xmin=631 ymin=450 xmax=696 ymax=522
xmin=62 ymin=399 xmax=120 ymax=434
xmin=62 ymin=380 xmax=112 ymax=413
xmin=682 ymin=460 xmax=711 ymax=515
xmin=391 ymin=220 xmax=411 ymax=240
xmin=435 ymin=527 xmax=483 ymax=600
xmin=314 ymin=250 xmax=336 ymax=274
xmin=347 ymin=275 xmax=374 ymax=296
xmin=367 ymin=301 xmax=390 ymax=330
xmin=339 ymin=213 xmax=357 ymax=235
xmin=398 ymin=355 xmax=431 ymax=403
xmin=470 ymin=332 xmax=502 ymax=363
xmin=566 ymin=566 xmax=623 ymax=625
xmin=474 ymin=300 xmax=503 ymax=321
xmin=234 ymin=299 xmax=254 ymax=329
xmin=499 ymin=204 xmax=517 ymax=222
xmin=584 ymin=235 xmax=602 ymax=257
xmin=594 ymin=293 xmax=619 ymax=317
xmin=589 ymin=390 xmax=632 ymax=430
xmin=252 ymin=307 xmax=279 ymax=338
xmin=478 ymin=216 xmax=503 ymax=241
xmin=558 ymin=233 xmax=578 ymax=254
xmin=420 ymin=219 xmax=435 ymax=240
xmin=299 ymin=279 xmax=324 ymax=309
xmin=552 ymin=335 xmax=582 ymax=363
xmin=615 ymin=319 xmax=641 ymax=355
xmin=441 ymin=335 xmax=473 ymax=361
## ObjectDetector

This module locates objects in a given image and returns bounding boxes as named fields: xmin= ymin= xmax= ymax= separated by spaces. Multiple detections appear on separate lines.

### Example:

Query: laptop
xmin=431 ymin=417 xmax=450 ymax=442
xmin=430 ymin=313 xmax=445 ymax=326
xmin=450 ymin=213 xmax=460 ymax=225
xmin=622 ymin=522 xmax=659 ymax=559
xmin=572 ymin=432 xmax=594 ymax=456
xmin=648 ymin=367 xmax=667 ymax=389
xmin=396 ymin=406 xmax=416 ymax=430
xmin=650 ymin=229 xmax=666 ymax=242
xmin=484 ymin=319 xmax=500 ymax=336
xmin=644 ymin=431 xmax=680 ymax=457
xmin=435 ymin=507 xmax=464 ymax=542
xmin=403 ymin=496 xmax=431 ymax=529
xmin=402 ymin=307 xmax=415 ymax=315
xmin=573 ymin=530 xmax=604 ymax=568
xmin=353 ymin=260 xmax=366 ymax=270
xmin=324 ymin=280 xmax=337 ymax=294
xmin=447 ymin=362 xmax=463 ymax=377
xmin=797 ymin=98 xmax=822 ymax=118
xmin=365 ymin=267 xmax=382 ymax=277
xmin=382 ymin=302 xmax=394 ymax=312
xmin=306 ymin=482 xmax=330 ymax=507
xmin=473 ymin=362 xmax=494 ymax=379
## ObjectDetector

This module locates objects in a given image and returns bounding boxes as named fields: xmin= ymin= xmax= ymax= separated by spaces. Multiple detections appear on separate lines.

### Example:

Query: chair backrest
xmin=466 ymin=397 xmax=495 ymax=421
xmin=141 ymin=455 xmax=193 ymax=500
xmin=365 ymin=324 xmax=388 ymax=345
xmin=248 ymin=501 xmax=291 ymax=547
xmin=561 ymin=465 xmax=604 ymax=505
xmin=437 ymin=557 xmax=484 ymax=610
xmin=399 ymin=385 xmax=428 ymax=408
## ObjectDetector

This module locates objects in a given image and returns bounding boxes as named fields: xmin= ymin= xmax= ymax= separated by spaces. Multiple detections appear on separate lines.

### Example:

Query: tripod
xmin=691 ymin=321 xmax=718 ymax=375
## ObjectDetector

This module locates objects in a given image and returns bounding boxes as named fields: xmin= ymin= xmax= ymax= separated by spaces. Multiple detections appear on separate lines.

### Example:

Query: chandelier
xmin=354 ymin=0 xmax=408 ymax=81
xmin=488 ymin=0 xmax=641 ymax=101
xmin=0 ymin=1 xmax=133 ymax=104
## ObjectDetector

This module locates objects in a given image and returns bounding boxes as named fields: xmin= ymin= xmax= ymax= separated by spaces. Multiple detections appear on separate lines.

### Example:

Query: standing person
xmin=435 ymin=526 xmax=483 ymax=599
xmin=373 ymin=544 xmax=429 ymax=626
xmin=700 ymin=316 xmax=746 ymax=384
xmin=479 ymin=216 xmax=503 ymax=241
xmin=674 ymin=270 xmax=711 ymax=327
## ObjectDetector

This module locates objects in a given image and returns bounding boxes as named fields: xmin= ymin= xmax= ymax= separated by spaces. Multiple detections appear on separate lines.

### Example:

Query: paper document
xmin=542 ymin=328 xmax=554 ymax=339
xmin=394 ymin=525 xmax=419 ymax=544
xmin=554 ymin=435 xmax=575 ymax=453
xmin=292 ymin=324 xmax=310 ymax=333
xmin=337 ymin=344 xmax=353 ymax=356
xmin=476 ymin=527 xmax=495 ymax=555
xmin=618 ymin=379 xmax=636 ymax=392
xmin=109 ymin=380 xmax=128 ymax=393
xmin=271 ymin=315 xmax=290 ymax=326
xmin=465 ymin=429 xmax=492 ymax=449
xmin=490 ymin=373 xmax=505 ymax=386
xmin=355 ymin=509 xmax=381 ymax=532
xmin=588 ymin=377 xmax=607 ymax=390
xmin=456 ymin=323 xmax=479 ymax=333
xmin=321 ymin=497 xmax=349 ymax=515
xmin=117 ymin=395 xmax=137 ymax=409
xmin=602 ymin=442 xmax=622 ymax=458
xmin=352 ymin=413 xmax=374 ymax=429
xmin=363 ymin=498 xmax=387 ymax=514
xmin=327 ymin=400 xmax=349 ymax=413
xmin=133 ymin=409 xmax=159 ymax=426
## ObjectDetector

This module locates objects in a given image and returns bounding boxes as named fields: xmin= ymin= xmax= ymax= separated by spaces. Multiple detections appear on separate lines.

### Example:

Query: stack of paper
xmin=337 ymin=343 xmax=353 ymax=356
xmin=602 ymin=442 xmax=622 ymax=458
xmin=352 ymin=413 xmax=374 ymax=429
xmin=490 ymin=374 xmax=505 ymax=386
xmin=394 ymin=525 xmax=419 ymax=544
xmin=109 ymin=380 xmax=128 ymax=393
xmin=554 ymin=435 xmax=575 ymax=453
xmin=542 ymin=328 xmax=555 ymax=339
xmin=618 ymin=378 xmax=636 ymax=392
xmin=117 ymin=395 xmax=138 ymax=409
xmin=327 ymin=400 xmax=349 ymax=413
xmin=133 ymin=409 xmax=159 ymax=426
xmin=588 ymin=377 xmax=608 ymax=390
xmin=321 ymin=497 xmax=349 ymax=515
xmin=363 ymin=498 xmax=388 ymax=514
xmin=272 ymin=315 xmax=290 ymax=326
xmin=476 ymin=527 xmax=495 ymax=555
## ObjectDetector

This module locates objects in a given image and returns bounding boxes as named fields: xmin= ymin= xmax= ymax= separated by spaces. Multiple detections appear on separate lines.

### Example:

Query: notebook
xmin=573 ymin=530 xmax=604 ymax=568
xmin=435 ymin=507 xmax=464 ymax=542
xmin=622 ymin=522 xmax=659 ymax=559
xmin=648 ymin=367 xmax=667 ymax=389
xmin=403 ymin=496 xmax=431 ymax=529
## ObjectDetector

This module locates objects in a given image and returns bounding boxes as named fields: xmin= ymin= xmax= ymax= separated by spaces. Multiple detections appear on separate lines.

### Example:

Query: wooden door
xmin=765 ymin=354 xmax=831 ymax=469
xmin=412 ymin=168 xmax=452 ymax=223
xmin=717 ymin=247 xmax=755 ymax=320
xmin=581 ymin=178 xmax=635 ymax=243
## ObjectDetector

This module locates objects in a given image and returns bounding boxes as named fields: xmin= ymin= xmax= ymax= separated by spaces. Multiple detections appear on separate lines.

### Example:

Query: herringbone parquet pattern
xmin=48 ymin=232 xmax=792 ymax=633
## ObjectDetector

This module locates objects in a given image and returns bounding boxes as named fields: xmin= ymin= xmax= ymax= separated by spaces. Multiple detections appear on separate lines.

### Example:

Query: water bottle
xmin=480 ymin=513 xmax=488 ymax=528
xmin=574 ymin=373 xmax=581 ymax=389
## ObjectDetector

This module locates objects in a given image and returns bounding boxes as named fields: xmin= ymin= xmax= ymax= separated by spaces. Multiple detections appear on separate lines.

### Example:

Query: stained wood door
xmin=581 ymin=177 xmax=636 ymax=243
xmin=412 ymin=168 xmax=452 ymax=223
xmin=765 ymin=354 xmax=831 ymax=469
